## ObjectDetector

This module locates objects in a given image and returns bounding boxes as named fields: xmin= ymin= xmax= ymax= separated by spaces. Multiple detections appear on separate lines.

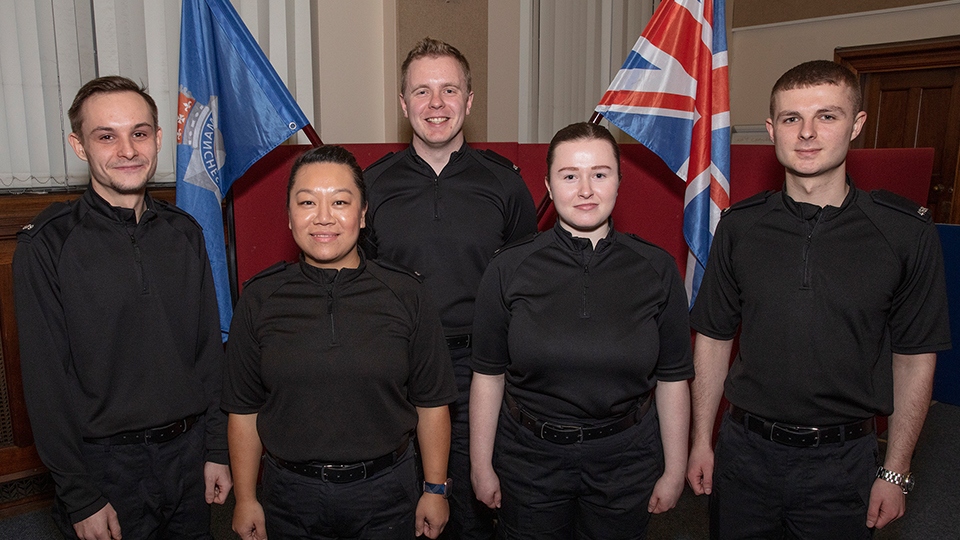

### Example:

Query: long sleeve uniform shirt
xmin=13 ymin=188 xmax=227 ymax=523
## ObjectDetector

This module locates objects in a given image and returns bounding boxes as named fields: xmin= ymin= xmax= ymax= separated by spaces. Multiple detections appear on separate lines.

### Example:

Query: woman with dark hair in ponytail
xmin=223 ymin=145 xmax=458 ymax=540
xmin=470 ymin=123 xmax=693 ymax=539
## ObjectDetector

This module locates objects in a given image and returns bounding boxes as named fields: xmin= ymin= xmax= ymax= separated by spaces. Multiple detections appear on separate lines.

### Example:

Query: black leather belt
xmin=505 ymin=392 xmax=651 ymax=444
xmin=446 ymin=334 xmax=471 ymax=350
xmin=730 ymin=406 xmax=874 ymax=448
xmin=83 ymin=415 xmax=200 ymax=445
xmin=272 ymin=438 xmax=409 ymax=483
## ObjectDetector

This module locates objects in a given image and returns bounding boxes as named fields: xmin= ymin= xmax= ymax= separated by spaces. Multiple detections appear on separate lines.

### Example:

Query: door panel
xmin=860 ymin=67 xmax=960 ymax=222
xmin=838 ymin=37 xmax=960 ymax=224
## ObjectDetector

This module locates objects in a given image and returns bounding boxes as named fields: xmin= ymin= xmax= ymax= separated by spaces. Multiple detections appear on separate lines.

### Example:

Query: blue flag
xmin=177 ymin=0 xmax=309 ymax=339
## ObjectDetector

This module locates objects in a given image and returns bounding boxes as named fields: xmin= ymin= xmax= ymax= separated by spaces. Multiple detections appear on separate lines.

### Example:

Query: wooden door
xmin=859 ymin=67 xmax=960 ymax=222
xmin=837 ymin=36 xmax=960 ymax=224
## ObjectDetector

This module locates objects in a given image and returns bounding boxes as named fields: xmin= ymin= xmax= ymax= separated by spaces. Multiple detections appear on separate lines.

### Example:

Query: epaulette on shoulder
xmin=477 ymin=149 xmax=521 ymax=175
xmin=869 ymin=189 xmax=932 ymax=222
xmin=363 ymin=151 xmax=399 ymax=176
xmin=492 ymin=232 xmax=538 ymax=257
xmin=721 ymin=190 xmax=775 ymax=217
xmin=623 ymin=232 xmax=651 ymax=246
xmin=371 ymin=257 xmax=424 ymax=283
xmin=17 ymin=201 xmax=71 ymax=238
xmin=622 ymin=231 xmax=670 ymax=253
xmin=153 ymin=197 xmax=201 ymax=227
xmin=243 ymin=261 xmax=290 ymax=287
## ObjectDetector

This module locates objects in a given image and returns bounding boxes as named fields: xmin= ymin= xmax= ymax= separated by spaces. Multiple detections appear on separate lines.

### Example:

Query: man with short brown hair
xmin=686 ymin=60 xmax=951 ymax=539
xmin=364 ymin=38 xmax=537 ymax=539
xmin=15 ymin=76 xmax=231 ymax=540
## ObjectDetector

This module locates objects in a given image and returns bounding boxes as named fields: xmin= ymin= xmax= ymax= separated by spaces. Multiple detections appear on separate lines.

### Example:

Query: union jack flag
xmin=595 ymin=0 xmax=729 ymax=306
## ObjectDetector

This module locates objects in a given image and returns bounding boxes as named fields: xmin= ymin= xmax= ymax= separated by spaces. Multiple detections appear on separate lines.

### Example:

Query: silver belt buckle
xmin=541 ymin=422 xmax=583 ymax=444
xmin=321 ymin=462 xmax=367 ymax=482
xmin=771 ymin=423 xmax=820 ymax=447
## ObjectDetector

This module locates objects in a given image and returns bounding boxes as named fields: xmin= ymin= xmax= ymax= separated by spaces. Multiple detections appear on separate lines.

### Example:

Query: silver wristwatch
xmin=876 ymin=466 xmax=914 ymax=495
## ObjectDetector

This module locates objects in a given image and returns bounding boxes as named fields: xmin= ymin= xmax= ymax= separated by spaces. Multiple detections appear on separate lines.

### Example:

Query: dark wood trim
xmin=0 ymin=187 xmax=176 ymax=510
xmin=835 ymin=35 xmax=960 ymax=74
xmin=0 ymin=188 xmax=176 ymax=241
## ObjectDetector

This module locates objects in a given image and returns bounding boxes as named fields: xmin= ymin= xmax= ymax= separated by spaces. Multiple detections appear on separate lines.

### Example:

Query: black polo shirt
xmin=223 ymin=255 xmax=457 ymax=462
xmin=472 ymin=223 xmax=694 ymax=425
xmin=363 ymin=143 xmax=537 ymax=334
xmin=691 ymin=183 xmax=951 ymax=425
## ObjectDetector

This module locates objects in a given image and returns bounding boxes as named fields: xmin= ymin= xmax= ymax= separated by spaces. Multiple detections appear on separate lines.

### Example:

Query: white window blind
xmin=0 ymin=0 xmax=94 ymax=191
xmin=0 ymin=0 xmax=316 ymax=192
xmin=521 ymin=0 xmax=657 ymax=142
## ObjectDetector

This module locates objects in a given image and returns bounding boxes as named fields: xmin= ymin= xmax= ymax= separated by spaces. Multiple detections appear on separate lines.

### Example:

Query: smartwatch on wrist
xmin=876 ymin=466 xmax=914 ymax=495
xmin=423 ymin=478 xmax=453 ymax=499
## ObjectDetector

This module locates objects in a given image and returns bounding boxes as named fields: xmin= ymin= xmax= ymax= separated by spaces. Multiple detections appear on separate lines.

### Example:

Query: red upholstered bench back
xmin=229 ymin=143 xmax=934 ymax=289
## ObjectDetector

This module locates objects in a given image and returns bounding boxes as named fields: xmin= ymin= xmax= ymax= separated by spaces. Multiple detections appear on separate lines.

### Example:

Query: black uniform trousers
xmin=493 ymin=400 xmax=663 ymax=540
xmin=710 ymin=412 xmax=878 ymax=540
xmin=262 ymin=444 xmax=419 ymax=539
xmin=53 ymin=417 xmax=211 ymax=540
xmin=443 ymin=347 xmax=498 ymax=540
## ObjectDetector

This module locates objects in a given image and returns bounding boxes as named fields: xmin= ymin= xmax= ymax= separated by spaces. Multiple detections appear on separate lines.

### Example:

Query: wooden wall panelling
xmin=0 ymin=187 xmax=175 ymax=513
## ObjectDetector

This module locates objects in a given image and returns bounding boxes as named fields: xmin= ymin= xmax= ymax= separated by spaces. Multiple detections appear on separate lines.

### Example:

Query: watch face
xmin=903 ymin=473 xmax=915 ymax=492
xmin=443 ymin=478 xmax=453 ymax=499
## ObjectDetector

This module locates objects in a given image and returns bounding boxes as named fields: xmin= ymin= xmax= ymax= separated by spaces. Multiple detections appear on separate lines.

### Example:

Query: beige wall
xmin=732 ymin=0 xmax=946 ymax=27
xmin=729 ymin=1 xmax=960 ymax=128
xmin=313 ymin=1 xmax=390 ymax=143
xmin=487 ymin=0 xmax=523 ymax=141
xmin=396 ymin=0 xmax=489 ymax=143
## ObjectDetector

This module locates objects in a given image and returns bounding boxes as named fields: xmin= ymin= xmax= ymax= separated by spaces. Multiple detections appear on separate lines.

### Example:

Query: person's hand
xmin=415 ymin=493 xmax=449 ymax=538
xmin=648 ymin=471 xmax=685 ymax=513
xmin=73 ymin=503 xmax=121 ymax=540
xmin=204 ymin=462 xmax=233 ymax=504
xmin=471 ymin=464 xmax=502 ymax=509
xmin=866 ymin=478 xmax=906 ymax=529
xmin=686 ymin=443 xmax=715 ymax=496
xmin=232 ymin=498 xmax=267 ymax=540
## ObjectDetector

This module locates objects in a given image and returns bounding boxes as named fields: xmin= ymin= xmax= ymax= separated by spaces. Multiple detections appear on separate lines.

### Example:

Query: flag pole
xmin=303 ymin=124 xmax=323 ymax=147
xmin=226 ymin=123 xmax=322 ymax=305
xmin=536 ymin=112 xmax=606 ymax=222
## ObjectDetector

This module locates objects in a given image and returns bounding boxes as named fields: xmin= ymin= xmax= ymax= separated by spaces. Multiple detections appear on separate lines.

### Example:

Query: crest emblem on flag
xmin=177 ymin=87 xmax=225 ymax=201
xmin=178 ymin=0 xmax=310 ymax=338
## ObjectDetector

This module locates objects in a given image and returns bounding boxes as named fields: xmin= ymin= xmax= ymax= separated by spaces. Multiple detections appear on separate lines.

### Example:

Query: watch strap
xmin=876 ymin=466 xmax=911 ymax=495
xmin=423 ymin=479 xmax=452 ymax=498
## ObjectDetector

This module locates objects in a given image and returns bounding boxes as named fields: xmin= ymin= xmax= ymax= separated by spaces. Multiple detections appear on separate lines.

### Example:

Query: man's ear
xmin=851 ymin=111 xmax=867 ymax=141
xmin=68 ymin=132 xmax=88 ymax=162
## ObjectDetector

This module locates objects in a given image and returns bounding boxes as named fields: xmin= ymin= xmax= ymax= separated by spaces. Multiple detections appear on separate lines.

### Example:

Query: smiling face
xmin=288 ymin=161 xmax=366 ymax=270
xmin=68 ymin=90 xmax=161 ymax=208
xmin=766 ymin=83 xmax=866 ymax=186
xmin=400 ymin=55 xmax=474 ymax=156
xmin=546 ymin=138 xmax=620 ymax=246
